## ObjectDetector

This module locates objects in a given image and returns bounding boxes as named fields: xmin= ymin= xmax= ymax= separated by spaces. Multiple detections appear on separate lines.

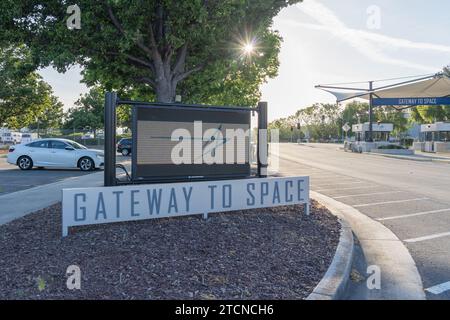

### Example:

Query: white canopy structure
xmin=317 ymin=73 xmax=450 ymax=105
xmin=316 ymin=73 xmax=450 ymax=141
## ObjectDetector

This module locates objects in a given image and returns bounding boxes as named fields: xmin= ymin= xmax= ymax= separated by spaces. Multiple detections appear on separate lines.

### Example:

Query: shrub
xmin=378 ymin=145 xmax=406 ymax=150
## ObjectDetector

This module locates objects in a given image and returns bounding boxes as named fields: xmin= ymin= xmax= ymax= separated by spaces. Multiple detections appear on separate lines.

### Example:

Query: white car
xmin=7 ymin=139 xmax=104 ymax=171
xmin=81 ymin=133 xmax=95 ymax=140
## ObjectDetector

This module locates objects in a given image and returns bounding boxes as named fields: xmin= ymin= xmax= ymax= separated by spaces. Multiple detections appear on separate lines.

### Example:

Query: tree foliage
xmin=0 ymin=46 xmax=63 ymax=129
xmin=411 ymin=105 xmax=450 ymax=124
xmin=64 ymin=86 xmax=133 ymax=131
xmin=2 ymin=0 xmax=301 ymax=104
xmin=271 ymin=101 xmax=410 ymax=141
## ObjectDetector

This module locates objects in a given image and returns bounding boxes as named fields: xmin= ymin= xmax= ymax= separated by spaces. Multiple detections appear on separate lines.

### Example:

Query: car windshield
xmin=66 ymin=141 xmax=87 ymax=150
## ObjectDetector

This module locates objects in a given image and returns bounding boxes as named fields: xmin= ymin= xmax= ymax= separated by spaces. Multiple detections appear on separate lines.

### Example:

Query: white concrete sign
xmin=62 ymin=177 xmax=309 ymax=237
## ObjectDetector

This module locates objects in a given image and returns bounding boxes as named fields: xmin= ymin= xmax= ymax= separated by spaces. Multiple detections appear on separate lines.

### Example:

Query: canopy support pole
xmin=368 ymin=81 xmax=374 ymax=142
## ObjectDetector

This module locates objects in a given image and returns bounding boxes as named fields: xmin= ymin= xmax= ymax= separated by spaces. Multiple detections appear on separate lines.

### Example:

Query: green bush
xmin=377 ymin=145 xmax=406 ymax=150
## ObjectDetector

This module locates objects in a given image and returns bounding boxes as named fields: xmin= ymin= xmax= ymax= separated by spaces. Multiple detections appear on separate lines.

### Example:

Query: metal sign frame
xmin=104 ymin=92 xmax=268 ymax=187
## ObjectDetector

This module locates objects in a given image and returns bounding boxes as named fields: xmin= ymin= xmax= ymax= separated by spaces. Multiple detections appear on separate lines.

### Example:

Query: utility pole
xmin=36 ymin=117 xmax=40 ymax=139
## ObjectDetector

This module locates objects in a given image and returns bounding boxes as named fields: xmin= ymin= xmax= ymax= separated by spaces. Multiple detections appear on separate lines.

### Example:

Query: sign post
xmin=104 ymin=92 xmax=117 ymax=187
xmin=342 ymin=123 xmax=351 ymax=140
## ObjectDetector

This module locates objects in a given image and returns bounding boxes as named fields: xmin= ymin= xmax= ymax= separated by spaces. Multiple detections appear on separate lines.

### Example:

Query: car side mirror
xmin=65 ymin=146 xmax=75 ymax=151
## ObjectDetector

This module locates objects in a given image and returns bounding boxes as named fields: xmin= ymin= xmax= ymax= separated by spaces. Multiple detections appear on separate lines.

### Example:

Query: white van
xmin=20 ymin=133 xmax=37 ymax=144
xmin=11 ymin=132 xmax=22 ymax=144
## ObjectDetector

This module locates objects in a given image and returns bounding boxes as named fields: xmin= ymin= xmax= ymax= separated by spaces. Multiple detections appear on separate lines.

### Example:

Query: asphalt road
xmin=0 ymin=158 xmax=93 ymax=195
xmin=276 ymin=143 xmax=450 ymax=300
xmin=0 ymin=155 xmax=130 ymax=195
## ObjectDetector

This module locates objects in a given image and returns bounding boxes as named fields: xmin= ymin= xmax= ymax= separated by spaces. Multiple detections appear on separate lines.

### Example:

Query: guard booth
xmin=351 ymin=122 xmax=394 ymax=152
xmin=103 ymin=92 xmax=269 ymax=186
xmin=414 ymin=122 xmax=450 ymax=153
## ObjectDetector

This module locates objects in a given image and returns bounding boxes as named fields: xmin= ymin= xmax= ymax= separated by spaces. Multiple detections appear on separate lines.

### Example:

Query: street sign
xmin=342 ymin=123 xmax=351 ymax=132
xmin=62 ymin=176 xmax=310 ymax=237
xmin=372 ymin=97 xmax=450 ymax=107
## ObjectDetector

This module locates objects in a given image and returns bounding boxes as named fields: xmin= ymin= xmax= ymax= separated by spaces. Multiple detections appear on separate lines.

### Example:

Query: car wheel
xmin=18 ymin=156 xmax=33 ymax=170
xmin=121 ymin=149 xmax=130 ymax=156
xmin=79 ymin=157 xmax=94 ymax=171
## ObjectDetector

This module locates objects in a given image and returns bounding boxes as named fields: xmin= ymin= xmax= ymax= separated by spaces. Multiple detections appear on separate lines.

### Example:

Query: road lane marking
xmin=310 ymin=176 xmax=355 ymax=182
xmin=313 ymin=181 xmax=364 ymax=188
xmin=333 ymin=191 xmax=403 ymax=199
xmin=310 ymin=175 xmax=343 ymax=178
xmin=314 ymin=186 xmax=379 ymax=192
xmin=377 ymin=208 xmax=450 ymax=221
xmin=404 ymin=231 xmax=450 ymax=243
xmin=425 ymin=282 xmax=450 ymax=295
xmin=353 ymin=198 xmax=429 ymax=208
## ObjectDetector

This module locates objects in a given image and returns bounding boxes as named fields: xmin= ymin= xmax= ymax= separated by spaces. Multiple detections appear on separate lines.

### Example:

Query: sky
xmin=39 ymin=0 xmax=450 ymax=121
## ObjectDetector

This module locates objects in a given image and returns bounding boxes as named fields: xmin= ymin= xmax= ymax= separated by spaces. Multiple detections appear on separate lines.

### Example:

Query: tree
xmin=63 ymin=86 xmax=135 ymax=131
xmin=0 ymin=46 xmax=63 ymax=129
xmin=341 ymin=101 xmax=369 ymax=128
xmin=295 ymin=103 xmax=341 ymax=141
xmin=411 ymin=105 xmax=450 ymax=124
xmin=3 ymin=0 xmax=301 ymax=104
xmin=64 ymin=87 xmax=105 ymax=135
xmin=27 ymin=96 xmax=64 ymax=130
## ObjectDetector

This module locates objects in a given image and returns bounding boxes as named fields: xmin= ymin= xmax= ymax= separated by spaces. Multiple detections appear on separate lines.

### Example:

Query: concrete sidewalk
xmin=0 ymin=171 xmax=103 ymax=226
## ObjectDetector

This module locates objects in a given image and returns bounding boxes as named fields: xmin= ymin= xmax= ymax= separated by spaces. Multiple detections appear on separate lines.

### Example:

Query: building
xmin=413 ymin=122 xmax=450 ymax=153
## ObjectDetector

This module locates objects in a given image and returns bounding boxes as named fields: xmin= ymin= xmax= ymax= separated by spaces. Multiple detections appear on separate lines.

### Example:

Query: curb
xmin=310 ymin=191 xmax=426 ymax=300
xmin=306 ymin=218 xmax=354 ymax=300
xmin=367 ymin=152 xmax=450 ymax=163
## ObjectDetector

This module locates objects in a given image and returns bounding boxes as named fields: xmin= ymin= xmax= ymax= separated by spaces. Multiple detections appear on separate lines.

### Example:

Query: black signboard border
xmin=104 ymin=92 xmax=268 ymax=186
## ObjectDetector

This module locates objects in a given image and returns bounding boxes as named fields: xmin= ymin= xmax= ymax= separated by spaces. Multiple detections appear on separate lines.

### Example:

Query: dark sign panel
xmin=132 ymin=105 xmax=251 ymax=182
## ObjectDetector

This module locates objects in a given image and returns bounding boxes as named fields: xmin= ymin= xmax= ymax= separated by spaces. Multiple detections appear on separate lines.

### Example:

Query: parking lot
xmin=0 ymin=155 xmax=93 ymax=195
xmin=0 ymin=154 xmax=130 ymax=195
xmin=277 ymin=143 xmax=450 ymax=300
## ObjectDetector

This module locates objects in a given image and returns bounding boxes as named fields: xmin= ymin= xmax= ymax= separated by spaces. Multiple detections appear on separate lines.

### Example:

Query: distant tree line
xmin=270 ymin=101 xmax=418 ymax=142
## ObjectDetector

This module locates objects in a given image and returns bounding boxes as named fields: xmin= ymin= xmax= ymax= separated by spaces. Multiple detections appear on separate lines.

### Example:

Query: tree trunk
xmin=155 ymin=78 xmax=176 ymax=103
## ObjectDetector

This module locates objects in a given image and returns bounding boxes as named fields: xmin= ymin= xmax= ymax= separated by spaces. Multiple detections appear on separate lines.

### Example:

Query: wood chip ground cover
xmin=0 ymin=201 xmax=339 ymax=300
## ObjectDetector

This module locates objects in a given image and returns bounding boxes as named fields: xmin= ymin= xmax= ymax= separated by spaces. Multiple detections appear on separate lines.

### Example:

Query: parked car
xmin=7 ymin=138 xmax=104 ymax=171
xmin=81 ymin=133 xmax=95 ymax=140
xmin=117 ymin=138 xmax=132 ymax=156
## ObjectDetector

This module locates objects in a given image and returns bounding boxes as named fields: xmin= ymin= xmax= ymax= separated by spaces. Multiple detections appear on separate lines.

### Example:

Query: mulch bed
xmin=0 ymin=201 xmax=340 ymax=300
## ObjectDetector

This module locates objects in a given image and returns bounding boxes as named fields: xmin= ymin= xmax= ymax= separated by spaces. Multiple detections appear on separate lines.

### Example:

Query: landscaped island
xmin=0 ymin=202 xmax=339 ymax=300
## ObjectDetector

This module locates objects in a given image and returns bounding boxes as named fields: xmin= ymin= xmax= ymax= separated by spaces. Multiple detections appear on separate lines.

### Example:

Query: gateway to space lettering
xmin=62 ymin=177 xmax=309 ymax=236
